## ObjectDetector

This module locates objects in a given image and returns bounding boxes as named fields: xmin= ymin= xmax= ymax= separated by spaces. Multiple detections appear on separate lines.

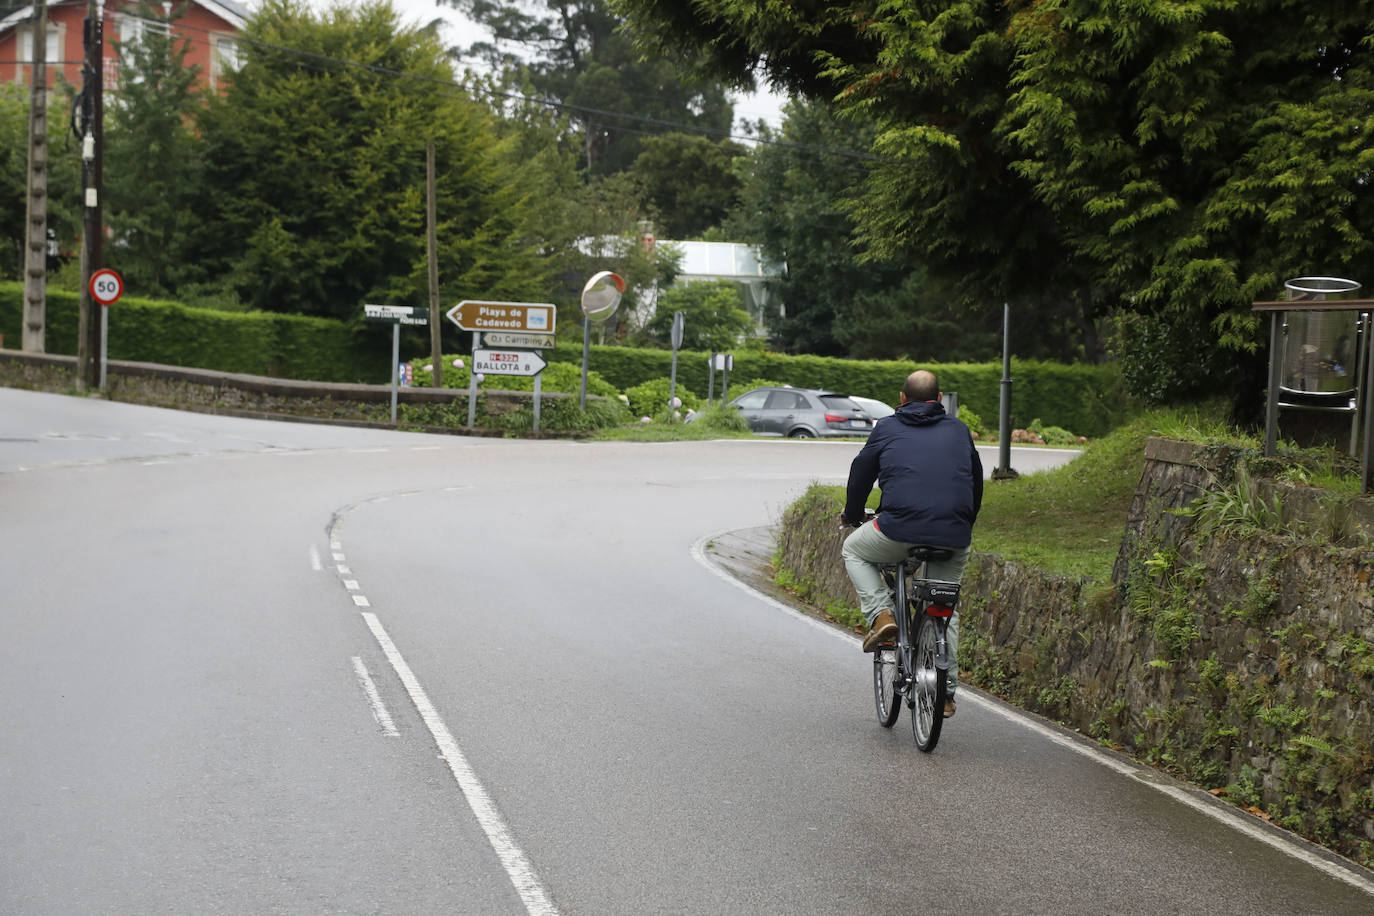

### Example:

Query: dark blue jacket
xmin=843 ymin=400 xmax=983 ymax=547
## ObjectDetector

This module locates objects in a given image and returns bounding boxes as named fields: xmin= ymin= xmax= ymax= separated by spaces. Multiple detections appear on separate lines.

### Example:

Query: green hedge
xmin=0 ymin=282 xmax=388 ymax=382
xmin=1 ymin=282 xmax=1131 ymax=434
xmin=545 ymin=345 xmax=1131 ymax=437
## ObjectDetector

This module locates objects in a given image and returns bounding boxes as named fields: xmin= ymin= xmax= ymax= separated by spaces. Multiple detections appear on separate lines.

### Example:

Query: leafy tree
xmin=448 ymin=0 xmax=736 ymax=178
xmin=731 ymin=97 xmax=1004 ymax=360
xmin=1 ymin=83 xmax=81 ymax=282
xmin=997 ymin=2 xmax=1374 ymax=355
xmin=625 ymin=132 xmax=745 ymax=238
xmin=103 ymin=2 xmax=206 ymax=298
xmin=642 ymin=278 xmax=754 ymax=351
xmin=188 ymin=0 xmax=550 ymax=319
xmin=615 ymin=0 xmax=1374 ymax=397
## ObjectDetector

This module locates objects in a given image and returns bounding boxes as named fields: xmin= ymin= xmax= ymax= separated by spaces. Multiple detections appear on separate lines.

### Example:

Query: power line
xmin=148 ymin=13 xmax=880 ymax=165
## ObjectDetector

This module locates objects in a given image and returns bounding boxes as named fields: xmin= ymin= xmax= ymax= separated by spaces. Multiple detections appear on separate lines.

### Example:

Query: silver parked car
xmin=727 ymin=386 xmax=874 ymax=438
xmin=850 ymin=395 xmax=896 ymax=422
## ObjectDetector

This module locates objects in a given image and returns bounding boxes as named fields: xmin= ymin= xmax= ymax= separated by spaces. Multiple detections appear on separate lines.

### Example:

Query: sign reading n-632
xmin=447 ymin=300 xmax=556 ymax=334
xmin=473 ymin=348 xmax=548 ymax=377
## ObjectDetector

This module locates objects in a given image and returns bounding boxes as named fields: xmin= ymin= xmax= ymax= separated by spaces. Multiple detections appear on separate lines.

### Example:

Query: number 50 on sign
xmin=90 ymin=269 xmax=124 ymax=305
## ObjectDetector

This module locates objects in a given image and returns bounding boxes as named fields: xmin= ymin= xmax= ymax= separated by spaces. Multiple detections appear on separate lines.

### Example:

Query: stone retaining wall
xmin=0 ymin=349 xmax=588 ymax=434
xmin=778 ymin=440 xmax=1374 ymax=866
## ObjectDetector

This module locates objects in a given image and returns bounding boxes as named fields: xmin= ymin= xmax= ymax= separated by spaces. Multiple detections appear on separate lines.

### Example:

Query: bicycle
xmin=871 ymin=541 xmax=962 ymax=752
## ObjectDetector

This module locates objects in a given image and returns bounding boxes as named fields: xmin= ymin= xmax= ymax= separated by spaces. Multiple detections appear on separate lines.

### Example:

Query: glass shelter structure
xmin=1254 ymin=277 xmax=1374 ymax=492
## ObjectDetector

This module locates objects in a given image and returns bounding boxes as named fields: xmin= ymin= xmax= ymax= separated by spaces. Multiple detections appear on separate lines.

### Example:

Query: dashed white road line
xmin=360 ymin=611 xmax=559 ymax=916
xmin=350 ymin=656 xmax=399 ymax=737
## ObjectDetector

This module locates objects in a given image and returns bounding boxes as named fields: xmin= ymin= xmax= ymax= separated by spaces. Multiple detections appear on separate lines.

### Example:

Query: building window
xmin=120 ymin=13 xmax=171 ymax=46
xmin=18 ymin=26 xmax=61 ymax=64
xmin=211 ymin=36 xmax=239 ymax=90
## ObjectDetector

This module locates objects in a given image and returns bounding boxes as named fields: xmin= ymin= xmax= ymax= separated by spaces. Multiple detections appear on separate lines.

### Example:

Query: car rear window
xmin=820 ymin=395 xmax=861 ymax=412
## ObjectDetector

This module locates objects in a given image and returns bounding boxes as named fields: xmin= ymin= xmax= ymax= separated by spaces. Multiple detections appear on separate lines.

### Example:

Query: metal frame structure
xmin=1254 ymin=292 xmax=1374 ymax=493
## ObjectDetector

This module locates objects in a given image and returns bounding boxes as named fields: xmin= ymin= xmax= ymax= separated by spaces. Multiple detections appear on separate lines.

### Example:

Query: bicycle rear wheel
xmin=873 ymin=647 xmax=899 ymax=727
xmin=911 ymin=615 xmax=947 ymax=752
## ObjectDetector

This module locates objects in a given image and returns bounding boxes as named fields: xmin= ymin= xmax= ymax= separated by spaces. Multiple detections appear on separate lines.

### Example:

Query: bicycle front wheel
xmin=873 ymin=647 xmax=899 ymax=727
xmin=911 ymin=615 xmax=947 ymax=752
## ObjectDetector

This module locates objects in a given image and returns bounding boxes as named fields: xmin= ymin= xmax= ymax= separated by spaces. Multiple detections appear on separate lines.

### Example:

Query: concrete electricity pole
xmin=22 ymin=0 xmax=48 ymax=352
xmin=426 ymin=140 xmax=441 ymax=387
xmin=75 ymin=0 xmax=104 ymax=390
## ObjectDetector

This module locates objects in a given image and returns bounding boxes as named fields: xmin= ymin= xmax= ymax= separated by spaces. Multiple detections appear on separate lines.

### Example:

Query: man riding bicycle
xmin=840 ymin=369 xmax=983 ymax=718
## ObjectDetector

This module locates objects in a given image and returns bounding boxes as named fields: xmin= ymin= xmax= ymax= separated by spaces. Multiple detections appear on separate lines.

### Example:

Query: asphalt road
xmin=3 ymin=387 xmax=1372 ymax=914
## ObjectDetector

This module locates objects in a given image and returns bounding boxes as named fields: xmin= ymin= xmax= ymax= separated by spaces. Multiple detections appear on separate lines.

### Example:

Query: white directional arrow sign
xmin=473 ymin=348 xmax=548 ymax=377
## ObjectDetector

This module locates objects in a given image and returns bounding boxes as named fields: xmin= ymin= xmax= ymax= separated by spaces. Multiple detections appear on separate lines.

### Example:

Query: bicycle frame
xmin=876 ymin=545 xmax=961 ymax=750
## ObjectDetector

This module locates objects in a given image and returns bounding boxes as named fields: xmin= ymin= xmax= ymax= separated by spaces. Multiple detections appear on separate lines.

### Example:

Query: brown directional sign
xmin=447 ymin=300 xmax=557 ymax=334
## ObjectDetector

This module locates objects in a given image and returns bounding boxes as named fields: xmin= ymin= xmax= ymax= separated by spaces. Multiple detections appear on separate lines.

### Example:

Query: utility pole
xmin=76 ymin=0 xmax=104 ymax=390
xmin=22 ymin=0 xmax=48 ymax=352
xmin=426 ymin=140 xmax=441 ymax=387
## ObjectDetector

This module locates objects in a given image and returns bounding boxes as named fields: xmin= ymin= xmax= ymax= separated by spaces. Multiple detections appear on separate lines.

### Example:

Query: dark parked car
xmin=726 ymin=386 xmax=874 ymax=438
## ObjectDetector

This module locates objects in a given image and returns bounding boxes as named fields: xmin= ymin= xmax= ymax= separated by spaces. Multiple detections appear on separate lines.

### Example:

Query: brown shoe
xmin=862 ymin=609 xmax=897 ymax=652
xmin=943 ymin=698 xmax=957 ymax=719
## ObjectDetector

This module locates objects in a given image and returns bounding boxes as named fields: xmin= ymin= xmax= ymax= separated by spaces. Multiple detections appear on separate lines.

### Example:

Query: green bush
xmin=959 ymin=406 xmax=990 ymax=439
xmin=1028 ymin=418 xmax=1081 ymax=446
xmin=411 ymin=356 xmax=620 ymax=398
xmin=0 ymin=281 xmax=1132 ymax=437
xmin=726 ymin=378 xmax=784 ymax=397
xmin=543 ymin=343 xmax=1132 ymax=437
xmin=690 ymin=403 xmax=751 ymax=433
xmin=1109 ymin=311 xmax=1223 ymax=404
xmin=494 ymin=396 xmax=630 ymax=432
xmin=624 ymin=377 xmax=701 ymax=417
xmin=0 ymin=281 xmax=387 ymax=382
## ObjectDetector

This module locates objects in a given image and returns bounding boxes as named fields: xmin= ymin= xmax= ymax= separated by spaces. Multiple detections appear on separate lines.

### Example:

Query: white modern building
xmin=637 ymin=240 xmax=783 ymax=338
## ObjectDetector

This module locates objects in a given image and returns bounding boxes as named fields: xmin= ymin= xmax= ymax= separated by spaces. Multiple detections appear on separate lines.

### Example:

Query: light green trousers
xmin=842 ymin=519 xmax=970 ymax=694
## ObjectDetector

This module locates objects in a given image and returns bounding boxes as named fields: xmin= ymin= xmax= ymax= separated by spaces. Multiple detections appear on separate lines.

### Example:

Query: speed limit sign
xmin=90 ymin=269 xmax=123 ymax=306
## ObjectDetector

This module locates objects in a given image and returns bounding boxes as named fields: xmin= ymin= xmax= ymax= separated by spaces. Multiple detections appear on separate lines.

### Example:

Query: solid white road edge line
xmin=689 ymin=534 xmax=853 ymax=648
xmin=360 ymin=612 xmax=559 ymax=916
xmin=350 ymin=656 xmax=399 ymax=737
xmin=689 ymin=530 xmax=1374 ymax=898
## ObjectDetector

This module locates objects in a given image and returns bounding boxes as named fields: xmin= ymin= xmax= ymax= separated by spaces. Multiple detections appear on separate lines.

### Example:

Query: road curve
xmin=2 ymin=388 xmax=1371 ymax=915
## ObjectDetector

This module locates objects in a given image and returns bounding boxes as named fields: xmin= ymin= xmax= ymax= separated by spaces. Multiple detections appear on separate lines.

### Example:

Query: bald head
xmin=902 ymin=370 xmax=939 ymax=403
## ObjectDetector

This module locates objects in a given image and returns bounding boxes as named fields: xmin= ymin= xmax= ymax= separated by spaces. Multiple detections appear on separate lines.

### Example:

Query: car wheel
xmin=787 ymin=427 xmax=817 ymax=438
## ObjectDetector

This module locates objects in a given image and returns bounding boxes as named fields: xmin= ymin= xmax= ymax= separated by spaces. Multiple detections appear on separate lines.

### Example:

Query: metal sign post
xmin=710 ymin=353 xmax=733 ymax=403
xmin=994 ymin=303 xmax=1017 ymax=480
xmin=364 ymin=304 xmax=428 ymax=424
xmin=467 ymin=333 xmax=480 ymax=427
xmin=668 ymin=311 xmax=684 ymax=416
xmin=89 ymin=268 xmax=122 ymax=392
xmin=447 ymin=301 xmax=557 ymax=427
xmin=579 ymin=272 xmax=625 ymax=410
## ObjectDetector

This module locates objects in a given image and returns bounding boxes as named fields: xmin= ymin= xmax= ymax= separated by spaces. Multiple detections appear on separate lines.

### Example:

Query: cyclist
xmin=840 ymin=369 xmax=983 ymax=718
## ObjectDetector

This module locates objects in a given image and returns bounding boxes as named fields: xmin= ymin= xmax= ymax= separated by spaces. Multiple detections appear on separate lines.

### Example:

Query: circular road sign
xmin=90 ymin=269 xmax=124 ymax=306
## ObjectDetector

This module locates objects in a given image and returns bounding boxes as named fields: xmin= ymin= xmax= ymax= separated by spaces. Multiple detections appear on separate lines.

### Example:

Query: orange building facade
xmin=0 ymin=0 xmax=247 ymax=95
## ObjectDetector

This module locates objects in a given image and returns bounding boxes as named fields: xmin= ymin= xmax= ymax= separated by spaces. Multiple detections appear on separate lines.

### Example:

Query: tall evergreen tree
xmin=189 ymin=0 xmax=551 ymax=319
xmin=732 ymin=98 xmax=1007 ymax=360
xmin=449 ymin=0 xmax=736 ymax=178
xmin=2 ymin=84 xmax=81 ymax=282
xmin=103 ymin=2 xmax=205 ymax=298
xmin=615 ymin=0 xmax=1374 ymax=389
xmin=625 ymin=132 xmax=744 ymax=239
